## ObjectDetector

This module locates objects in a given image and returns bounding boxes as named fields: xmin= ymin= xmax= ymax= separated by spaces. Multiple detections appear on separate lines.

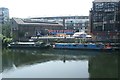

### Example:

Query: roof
xmin=0 ymin=7 xmax=9 ymax=10
xmin=74 ymin=32 xmax=87 ymax=35
xmin=11 ymin=42 xmax=35 ymax=44
xmin=12 ymin=18 xmax=63 ymax=26
xmin=94 ymin=0 xmax=120 ymax=2
xmin=86 ymin=35 xmax=92 ymax=38
xmin=13 ymin=18 xmax=24 ymax=24
xmin=31 ymin=16 xmax=89 ymax=19
xmin=11 ymin=41 xmax=46 ymax=44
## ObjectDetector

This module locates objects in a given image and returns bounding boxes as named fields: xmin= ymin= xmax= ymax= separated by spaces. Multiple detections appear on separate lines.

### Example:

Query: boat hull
xmin=53 ymin=43 xmax=113 ymax=51
xmin=8 ymin=46 xmax=50 ymax=49
xmin=8 ymin=42 xmax=50 ymax=49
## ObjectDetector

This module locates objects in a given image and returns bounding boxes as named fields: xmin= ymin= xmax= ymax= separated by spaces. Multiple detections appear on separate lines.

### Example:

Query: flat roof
xmin=31 ymin=16 xmax=89 ymax=19
xmin=94 ymin=0 xmax=120 ymax=2
xmin=20 ymin=23 xmax=63 ymax=26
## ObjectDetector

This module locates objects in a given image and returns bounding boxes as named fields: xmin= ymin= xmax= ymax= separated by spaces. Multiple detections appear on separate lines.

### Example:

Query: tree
xmin=1 ymin=23 xmax=13 ymax=47
xmin=2 ymin=24 xmax=11 ymax=38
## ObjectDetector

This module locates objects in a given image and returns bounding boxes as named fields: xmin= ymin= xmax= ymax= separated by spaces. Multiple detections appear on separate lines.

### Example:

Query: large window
xmin=94 ymin=3 xmax=104 ymax=11
xmin=104 ymin=13 xmax=114 ymax=21
xmin=93 ymin=23 xmax=102 ymax=31
xmin=104 ymin=2 xmax=116 ymax=12
xmin=93 ymin=13 xmax=103 ymax=22
xmin=104 ymin=24 xmax=114 ymax=31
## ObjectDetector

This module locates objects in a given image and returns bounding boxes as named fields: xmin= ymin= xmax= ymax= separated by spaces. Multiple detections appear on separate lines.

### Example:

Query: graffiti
xmin=48 ymin=30 xmax=76 ymax=35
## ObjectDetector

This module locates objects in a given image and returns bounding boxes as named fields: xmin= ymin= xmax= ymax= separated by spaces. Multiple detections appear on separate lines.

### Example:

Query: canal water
xmin=1 ymin=48 xmax=119 ymax=78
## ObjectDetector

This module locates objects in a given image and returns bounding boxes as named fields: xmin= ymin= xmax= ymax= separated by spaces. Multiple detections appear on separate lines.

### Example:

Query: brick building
xmin=11 ymin=18 xmax=63 ymax=41
xmin=31 ymin=16 xmax=89 ymax=32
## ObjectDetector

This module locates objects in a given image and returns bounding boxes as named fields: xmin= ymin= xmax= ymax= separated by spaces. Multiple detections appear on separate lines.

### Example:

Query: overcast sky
xmin=0 ymin=0 xmax=94 ymax=18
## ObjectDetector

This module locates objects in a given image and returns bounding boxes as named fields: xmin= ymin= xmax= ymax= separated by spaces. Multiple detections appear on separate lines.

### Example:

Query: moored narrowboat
xmin=53 ymin=43 xmax=113 ymax=51
xmin=8 ymin=42 xmax=50 ymax=49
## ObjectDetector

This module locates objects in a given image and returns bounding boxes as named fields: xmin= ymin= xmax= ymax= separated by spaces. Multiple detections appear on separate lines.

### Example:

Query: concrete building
xmin=11 ymin=18 xmax=63 ymax=41
xmin=0 ymin=7 xmax=9 ymax=24
xmin=90 ymin=0 xmax=120 ymax=42
xmin=118 ymin=1 xmax=120 ymax=32
xmin=31 ymin=16 xmax=89 ymax=32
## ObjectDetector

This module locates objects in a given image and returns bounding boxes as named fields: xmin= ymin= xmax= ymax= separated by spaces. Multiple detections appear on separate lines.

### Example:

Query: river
xmin=1 ymin=48 xmax=119 ymax=78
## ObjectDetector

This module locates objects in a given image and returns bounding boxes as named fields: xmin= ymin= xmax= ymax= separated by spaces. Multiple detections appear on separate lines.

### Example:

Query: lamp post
xmin=117 ymin=32 xmax=119 ymax=42
xmin=45 ymin=29 xmax=49 ymax=43
xmin=45 ymin=29 xmax=49 ymax=36
xmin=107 ymin=31 xmax=110 ymax=43
xmin=96 ymin=33 xmax=98 ymax=41
xmin=65 ymin=27 xmax=67 ymax=29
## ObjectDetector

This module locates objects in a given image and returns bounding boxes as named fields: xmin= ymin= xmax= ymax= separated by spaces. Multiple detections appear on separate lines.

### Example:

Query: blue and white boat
xmin=53 ymin=43 xmax=113 ymax=51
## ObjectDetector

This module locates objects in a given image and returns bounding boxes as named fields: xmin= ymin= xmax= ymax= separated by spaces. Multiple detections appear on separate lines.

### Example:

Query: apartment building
xmin=90 ymin=0 xmax=120 ymax=41
xmin=0 ymin=7 xmax=9 ymax=24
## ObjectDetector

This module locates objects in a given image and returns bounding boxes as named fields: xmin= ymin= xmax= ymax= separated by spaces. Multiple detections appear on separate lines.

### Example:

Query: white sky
xmin=0 ymin=0 xmax=94 ymax=18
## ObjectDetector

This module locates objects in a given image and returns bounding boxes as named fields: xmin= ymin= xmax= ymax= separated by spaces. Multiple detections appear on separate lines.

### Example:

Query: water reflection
xmin=89 ymin=52 xmax=118 ymax=78
xmin=2 ymin=48 xmax=118 ymax=78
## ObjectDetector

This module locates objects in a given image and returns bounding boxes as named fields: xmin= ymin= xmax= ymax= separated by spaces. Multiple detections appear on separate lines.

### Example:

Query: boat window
xmin=84 ymin=45 xmax=87 ymax=47
xmin=36 ymin=44 xmax=40 ymax=46
xmin=73 ymin=45 xmax=77 ymax=46
xmin=96 ymin=44 xmax=101 ymax=47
